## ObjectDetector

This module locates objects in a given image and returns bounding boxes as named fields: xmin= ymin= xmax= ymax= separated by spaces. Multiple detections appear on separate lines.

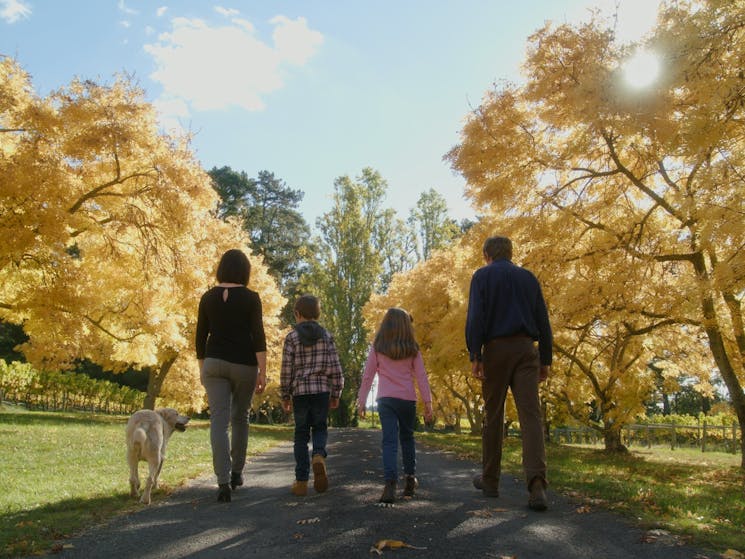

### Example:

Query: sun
xmin=623 ymin=49 xmax=660 ymax=88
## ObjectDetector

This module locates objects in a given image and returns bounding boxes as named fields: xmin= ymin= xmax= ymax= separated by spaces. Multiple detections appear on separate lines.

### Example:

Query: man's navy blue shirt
xmin=465 ymin=258 xmax=552 ymax=366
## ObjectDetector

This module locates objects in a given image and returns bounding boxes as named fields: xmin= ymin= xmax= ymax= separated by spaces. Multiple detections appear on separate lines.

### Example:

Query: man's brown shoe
xmin=473 ymin=474 xmax=499 ymax=497
xmin=291 ymin=480 xmax=308 ymax=496
xmin=528 ymin=478 xmax=547 ymax=511
xmin=312 ymin=454 xmax=328 ymax=493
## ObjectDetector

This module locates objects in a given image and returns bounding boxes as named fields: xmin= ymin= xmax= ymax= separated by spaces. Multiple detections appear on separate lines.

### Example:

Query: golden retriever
xmin=126 ymin=407 xmax=189 ymax=504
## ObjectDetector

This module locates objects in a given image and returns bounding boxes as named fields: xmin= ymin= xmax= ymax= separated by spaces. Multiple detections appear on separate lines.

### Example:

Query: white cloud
xmin=156 ymin=6 xmax=167 ymax=17
xmin=215 ymin=6 xmax=239 ymax=17
xmin=0 ymin=0 xmax=31 ymax=23
xmin=144 ymin=15 xmax=323 ymax=120
xmin=120 ymin=20 xmax=131 ymax=28
xmin=118 ymin=0 xmax=138 ymax=15
xmin=231 ymin=17 xmax=253 ymax=32
xmin=270 ymin=15 xmax=323 ymax=66
xmin=152 ymin=96 xmax=191 ymax=134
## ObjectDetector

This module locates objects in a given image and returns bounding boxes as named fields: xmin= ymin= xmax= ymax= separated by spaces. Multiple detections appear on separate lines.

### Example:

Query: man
xmin=465 ymin=236 xmax=552 ymax=511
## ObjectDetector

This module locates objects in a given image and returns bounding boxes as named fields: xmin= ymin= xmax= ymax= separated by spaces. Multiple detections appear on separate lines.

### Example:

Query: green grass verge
xmin=0 ymin=406 xmax=292 ymax=558
xmin=418 ymin=431 xmax=744 ymax=553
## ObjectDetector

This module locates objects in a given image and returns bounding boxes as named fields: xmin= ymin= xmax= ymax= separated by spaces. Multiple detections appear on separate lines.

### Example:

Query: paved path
xmin=49 ymin=429 xmax=712 ymax=559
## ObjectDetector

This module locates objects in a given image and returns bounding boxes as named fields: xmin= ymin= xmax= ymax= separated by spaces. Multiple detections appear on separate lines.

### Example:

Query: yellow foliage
xmin=0 ymin=60 xmax=285 ymax=412
xmin=444 ymin=0 xmax=745 ymax=444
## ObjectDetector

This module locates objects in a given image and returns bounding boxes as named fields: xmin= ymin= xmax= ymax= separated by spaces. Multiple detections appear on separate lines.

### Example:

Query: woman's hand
xmin=255 ymin=371 xmax=267 ymax=394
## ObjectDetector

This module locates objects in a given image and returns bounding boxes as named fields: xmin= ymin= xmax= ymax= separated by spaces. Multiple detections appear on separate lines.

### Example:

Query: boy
xmin=281 ymin=295 xmax=344 ymax=496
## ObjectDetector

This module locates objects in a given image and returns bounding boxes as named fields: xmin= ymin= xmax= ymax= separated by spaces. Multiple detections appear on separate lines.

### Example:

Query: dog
xmin=126 ymin=407 xmax=189 ymax=504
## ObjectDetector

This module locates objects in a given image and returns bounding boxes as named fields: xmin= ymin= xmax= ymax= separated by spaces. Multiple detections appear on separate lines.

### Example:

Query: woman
xmin=196 ymin=249 xmax=267 ymax=502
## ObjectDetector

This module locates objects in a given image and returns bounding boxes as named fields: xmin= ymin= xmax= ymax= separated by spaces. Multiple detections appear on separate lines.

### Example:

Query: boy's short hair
xmin=295 ymin=295 xmax=321 ymax=320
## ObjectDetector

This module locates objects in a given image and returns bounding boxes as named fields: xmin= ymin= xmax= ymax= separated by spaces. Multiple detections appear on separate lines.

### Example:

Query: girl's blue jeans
xmin=377 ymin=397 xmax=417 ymax=481
xmin=292 ymin=392 xmax=330 ymax=481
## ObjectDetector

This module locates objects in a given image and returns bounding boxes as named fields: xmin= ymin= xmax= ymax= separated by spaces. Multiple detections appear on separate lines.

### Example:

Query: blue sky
xmin=1 ymin=0 xmax=659 ymax=226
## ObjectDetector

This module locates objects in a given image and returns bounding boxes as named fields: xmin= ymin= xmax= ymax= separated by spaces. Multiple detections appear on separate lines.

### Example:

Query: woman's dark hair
xmin=373 ymin=307 xmax=419 ymax=360
xmin=216 ymin=249 xmax=251 ymax=285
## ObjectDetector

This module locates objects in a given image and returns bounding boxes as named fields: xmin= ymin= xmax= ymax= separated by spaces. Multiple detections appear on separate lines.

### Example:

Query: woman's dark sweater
xmin=195 ymin=286 xmax=267 ymax=366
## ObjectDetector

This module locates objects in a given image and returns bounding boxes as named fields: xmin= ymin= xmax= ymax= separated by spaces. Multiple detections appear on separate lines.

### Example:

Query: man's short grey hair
xmin=483 ymin=236 xmax=512 ymax=261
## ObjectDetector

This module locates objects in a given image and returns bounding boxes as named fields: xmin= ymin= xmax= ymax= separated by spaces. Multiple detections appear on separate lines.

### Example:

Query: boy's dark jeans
xmin=293 ymin=392 xmax=330 ymax=481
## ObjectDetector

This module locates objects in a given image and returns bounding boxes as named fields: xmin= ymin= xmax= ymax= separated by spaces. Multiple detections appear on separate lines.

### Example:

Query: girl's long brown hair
xmin=373 ymin=308 xmax=419 ymax=360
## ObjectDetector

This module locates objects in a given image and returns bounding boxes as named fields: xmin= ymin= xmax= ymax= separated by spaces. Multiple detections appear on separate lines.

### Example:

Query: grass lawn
xmin=418 ymin=430 xmax=745 ymax=554
xmin=0 ymin=405 xmax=292 ymax=558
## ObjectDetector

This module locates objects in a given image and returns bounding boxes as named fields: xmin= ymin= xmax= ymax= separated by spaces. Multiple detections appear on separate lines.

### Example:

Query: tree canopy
xmin=0 ymin=58 xmax=285 ymax=412
xmin=445 ymin=0 xmax=744 ymax=461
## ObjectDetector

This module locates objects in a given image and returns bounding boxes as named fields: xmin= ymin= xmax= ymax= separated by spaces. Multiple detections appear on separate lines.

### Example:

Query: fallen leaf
xmin=467 ymin=508 xmax=509 ymax=518
xmin=722 ymin=550 xmax=745 ymax=559
xmin=574 ymin=505 xmax=591 ymax=514
xmin=370 ymin=539 xmax=427 ymax=554
xmin=297 ymin=517 xmax=321 ymax=525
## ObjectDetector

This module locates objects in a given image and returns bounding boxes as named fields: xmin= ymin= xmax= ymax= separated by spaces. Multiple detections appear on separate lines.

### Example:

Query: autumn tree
xmin=0 ymin=58 xmax=284 ymax=412
xmin=448 ymin=0 xmax=745 ymax=464
xmin=408 ymin=188 xmax=460 ymax=261
xmin=208 ymin=167 xmax=311 ymax=293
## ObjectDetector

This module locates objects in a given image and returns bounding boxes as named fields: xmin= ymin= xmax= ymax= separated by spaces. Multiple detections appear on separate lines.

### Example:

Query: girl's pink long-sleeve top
xmin=357 ymin=347 xmax=432 ymax=409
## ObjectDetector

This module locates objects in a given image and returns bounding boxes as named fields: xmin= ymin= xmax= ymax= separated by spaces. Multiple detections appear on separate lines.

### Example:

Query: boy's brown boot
xmin=403 ymin=475 xmax=418 ymax=497
xmin=379 ymin=479 xmax=396 ymax=504
xmin=312 ymin=454 xmax=328 ymax=493
xmin=291 ymin=480 xmax=308 ymax=496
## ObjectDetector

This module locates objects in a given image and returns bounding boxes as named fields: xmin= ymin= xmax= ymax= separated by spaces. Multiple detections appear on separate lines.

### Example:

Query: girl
xmin=357 ymin=308 xmax=433 ymax=503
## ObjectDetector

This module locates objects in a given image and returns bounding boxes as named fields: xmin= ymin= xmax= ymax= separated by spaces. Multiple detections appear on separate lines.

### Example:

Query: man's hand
xmin=471 ymin=360 xmax=485 ymax=380
xmin=329 ymin=397 xmax=340 ymax=410
xmin=281 ymin=399 xmax=292 ymax=413
xmin=539 ymin=365 xmax=550 ymax=383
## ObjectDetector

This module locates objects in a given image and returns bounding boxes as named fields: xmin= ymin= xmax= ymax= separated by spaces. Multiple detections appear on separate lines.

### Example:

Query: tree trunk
xmin=603 ymin=426 xmax=628 ymax=453
xmin=692 ymin=253 xmax=745 ymax=469
xmin=331 ymin=394 xmax=354 ymax=427
xmin=143 ymin=354 xmax=177 ymax=410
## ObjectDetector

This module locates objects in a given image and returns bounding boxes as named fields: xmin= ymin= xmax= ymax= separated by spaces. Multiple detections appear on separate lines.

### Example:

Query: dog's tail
xmin=131 ymin=426 xmax=148 ymax=451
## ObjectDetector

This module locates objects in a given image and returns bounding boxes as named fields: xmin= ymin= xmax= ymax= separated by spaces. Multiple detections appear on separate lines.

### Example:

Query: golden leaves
xmin=370 ymin=540 xmax=427 ymax=555
xmin=0 ymin=63 xmax=285 ymax=413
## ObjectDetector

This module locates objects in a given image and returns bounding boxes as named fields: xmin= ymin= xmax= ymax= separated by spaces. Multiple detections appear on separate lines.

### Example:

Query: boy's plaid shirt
xmin=280 ymin=328 xmax=344 ymax=400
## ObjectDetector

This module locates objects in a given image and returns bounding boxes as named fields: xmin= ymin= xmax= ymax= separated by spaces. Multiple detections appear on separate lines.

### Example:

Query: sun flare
xmin=623 ymin=49 xmax=660 ymax=88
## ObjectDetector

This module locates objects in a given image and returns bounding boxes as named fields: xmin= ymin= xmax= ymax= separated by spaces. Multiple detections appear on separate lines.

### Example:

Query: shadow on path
xmin=47 ymin=429 xmax=711 ymax=559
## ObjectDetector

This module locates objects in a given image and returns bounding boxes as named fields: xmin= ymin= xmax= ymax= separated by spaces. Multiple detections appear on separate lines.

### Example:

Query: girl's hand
xmin=423 ymin=401 xmax=433 ymax=423
xmin=358 ymin=406 xmax=366 ymax=419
